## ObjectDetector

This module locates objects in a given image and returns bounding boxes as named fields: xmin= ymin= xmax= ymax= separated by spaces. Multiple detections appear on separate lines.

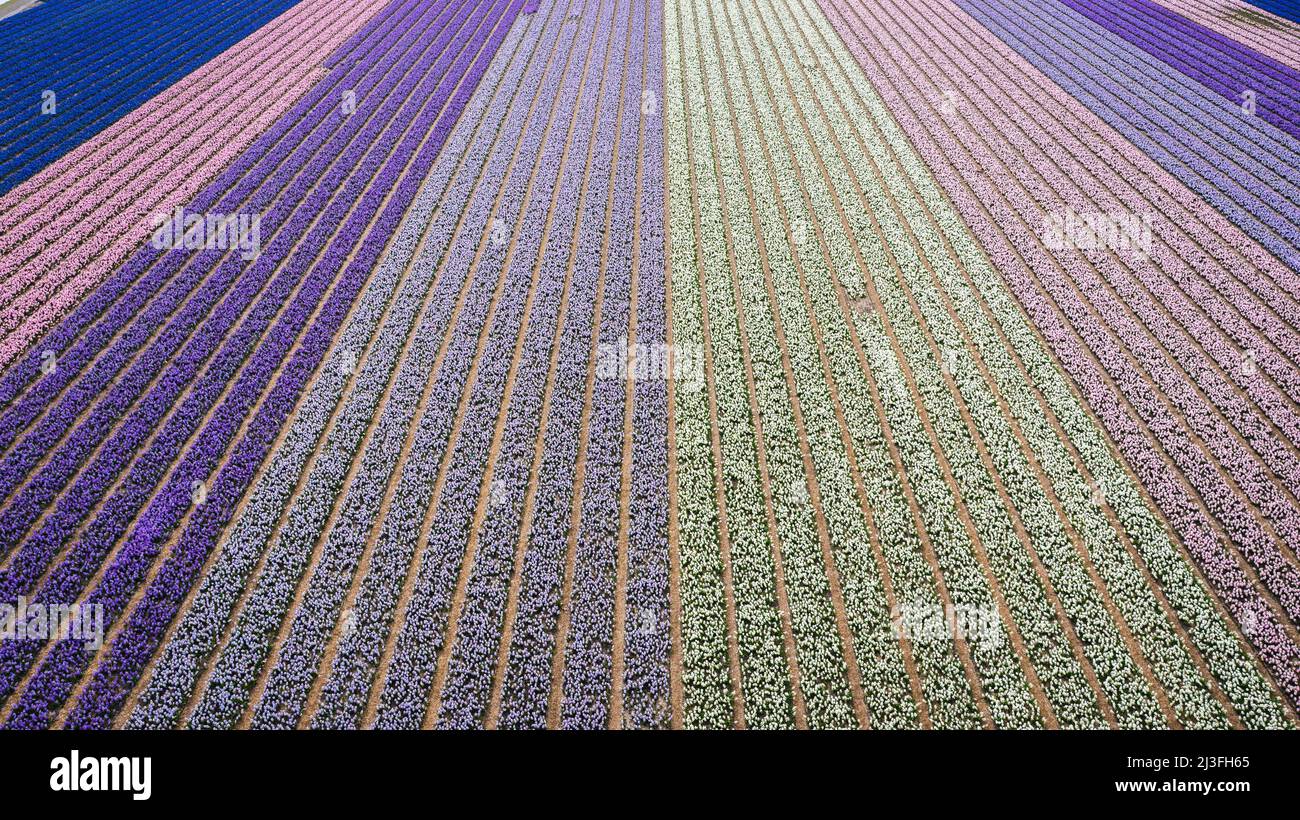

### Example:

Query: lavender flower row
xmin=235 ymin=0 xmax=526 ymax=730
xmin=0 ymin=0 xmax=450 ymax=519
xmin=1058 ymin=0 xmax=1300 ymax=140
xmin=61 ymin=0 xmax=525 ymax=731
xmin=557 ymin=1 xmax=640 ymax=730
xmin=427 ymin=0 xmax=618 ymax=730
xmin=184 ymin=0 xmax=550 ymax=731
xmin=960 ymin=0 xmax=1300 ymax=276
xmin=361 ymin=0 xmax=605 ymax=731
xmin=0 ymin=0 xmax=437 ymax=426
xmin=0 ymin=0 xmax=471 ymax=602
xmin=124 ymin=0 xmax=542 ymax=733
xmin=622 ymin=0 xmax=672 ymax=730
xmin=0 ymin=0 xmax=518 ymax=729
xmin=494 ymin=4 xmax=629 ymax=732
xmin=61 ymin=2 xmax=525 ymax=732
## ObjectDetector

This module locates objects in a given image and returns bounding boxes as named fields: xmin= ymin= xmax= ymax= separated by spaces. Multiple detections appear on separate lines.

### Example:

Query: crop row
xmin=125 ymin=0 xmax=550 ymax=731
xmin=1156 ymin=0 xmax=1300 ymax=69
xmin=0 ymin=0 xmax=390 ymax=369
xmin=728 ymin=0 xmax=1140 ymax=728
xmin=1060 ymin=0 xmax=1300 ymax=142
xmin=0 ymin=0 xmax=522 ymax=729
xmin=816 ymin=0 xmax=1297 ymax=719
xmin=132 ymin=0 xmax=669 ymax=732
xmin=959 ymin=0 xmax=1300 ymax=280
xmin=0 ymin=0 xmax=306 ymax=194
xmin=767 ymin=0 xmax=1253 ymax=728
xmin=0 ymin=0 xmax=480 ymax=608
xmin=957 ymin=0 xmax=1300 ymax=618
xmin=63 ymin=0 xmax=525 ymax=731
xmin=255 ymin=0 xmax=596 ymax=731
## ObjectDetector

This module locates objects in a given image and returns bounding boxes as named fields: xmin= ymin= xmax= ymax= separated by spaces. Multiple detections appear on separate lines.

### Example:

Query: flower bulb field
xmin=2 ymin=0 xmax=1300 ymax=740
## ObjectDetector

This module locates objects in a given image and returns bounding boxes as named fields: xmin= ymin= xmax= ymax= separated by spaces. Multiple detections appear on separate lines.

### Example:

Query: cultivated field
xmin=0 ymin=0 xmax=1297 ymax=730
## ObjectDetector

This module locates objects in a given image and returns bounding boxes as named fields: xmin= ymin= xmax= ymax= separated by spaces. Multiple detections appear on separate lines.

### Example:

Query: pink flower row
xmin=817 ymin=0 xmax=1300 ymax=705
xmin=0 ymin=0 xmax=391 ymax=369
xmin=1155 ymin=0 xmax=1300 ymax=72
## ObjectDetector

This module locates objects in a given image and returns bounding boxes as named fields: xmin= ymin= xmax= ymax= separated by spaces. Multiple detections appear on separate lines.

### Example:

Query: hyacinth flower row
xmin=0 ymin=0 xmax=458 ymax=549
xmin=771 ymin=0 xmax=1241 ymax=728
xmin=899 ymin=23 xmax=1300 ymax=610
xmin=489 ymin=0 xmax=633 ymax=731
xmin=703 ymin=0 xmax=943 ymax=730
xmin=61 ymin=0 xmax=525 ymax=731
xmin=956 ymin=0 xmax=1300 ymax=277
xmin=814 ymin=0 xmax=1297 ymax=715
xmin=0 ymin=0 xmax=391 ymax=368
xmin=1076 ymin=0 xmax=1300 ymax=123
xmin=1057 ymin=0 xmax=1300 ymax=143
xmin=0 ymin=0 xmax=462 ymax=717
xmin=759 ymin=0 xmax=1284 ymax=727
xmin=1014 ymin=0 xmax=1300 ymax=240
xmin=555 ymin=0 xmax=640 ymax=730
xmin=0 ymin=0 xmax=520 ymax=729
xmin=685 ymin=0 xmax=1119 ymax=729
xmin=0 ymin=0 xmax=475 ymax=607
xmin=1155 ymin=0 xmax=1300 ymax=69
xmin=672 ymin=0 xmax=802 ymax=730
xmin=368 ymin=0 xmax=611 ymax=730
xmin=964 ymin=0 xmax=1300 ymax=245
xmin=0 ymin=0 xmax=305 ymax=194
xmin=746 ymin=0 xmax=1121 ymax=729
xmin=897 ymin=0 xmax=1300 ymax=511
xmin=429 ymin=0 xmax=624 ymax=730
xmin=619 ymin=0 xmax=673 ymax=731
xmin=0 ymin=0 xmax=440 ymax=439
xmin=944 ymin=0 xmax=1300 ymax=619
xmin=174 ymin=0 xmax=554 ymax=731
xmin=254 ymin=0 xmax=569 ymax=731
xmin=244 ymin=0 xmax=581 ymax=731
xmin=125 ymin=0 xmax=546 ymax=733
xmin=743 ymin=0 xmax=1149 ymax=727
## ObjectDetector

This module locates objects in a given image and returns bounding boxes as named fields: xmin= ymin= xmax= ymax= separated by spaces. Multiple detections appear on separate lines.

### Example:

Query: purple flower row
xmin=239 ymin=0 xmax=525 ymax=730
xmin=0 ymin=0 xmax=449 ymax=560
xmin=820 ymin=0 xmax=1300 ymax=706
xmin=1058 ymin=0 xmax=1300 ymax=141
xmin=0 ymin=0 xmax=437 ymax=453
xmin=61 ymin=0 xmax=524 ymax=731
xmin=556 ymin=0 xmax=641 ymax=729
xmin=418 ymin=0 xmax=615 ymax=730
xmin=622 ymin=0 xmax=671 ymax=730
xmin=126 ymin=0 xmax=542 ymax=733
xmin=364 ymin=0 xmax=607 ymax=730
xmin=962 ymin=0 xmax=1300 ymax=275
xmin=0 ymin=0 xmax=516 ymax=729
xmin=0 ymin=0 xmax=467 ymax=637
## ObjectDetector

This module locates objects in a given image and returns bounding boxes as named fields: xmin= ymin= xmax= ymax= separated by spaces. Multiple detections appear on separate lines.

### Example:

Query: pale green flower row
xmin=784 ymin=0 xmax=1288 ymax=727
xmin=668 ymin=0 xmax=796 ymax=728
xmin=726 ymin=0 xmax=1071 ymax=728
xmin=666 ymin=0 xmax=1288 ymax=729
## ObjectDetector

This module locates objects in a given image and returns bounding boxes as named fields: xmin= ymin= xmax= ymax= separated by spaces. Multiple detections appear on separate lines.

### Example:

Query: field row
xmin=0 ymin=0 xmax=307 ymax=194
xmin=0 ymin=0 xmax=1297 ymax=729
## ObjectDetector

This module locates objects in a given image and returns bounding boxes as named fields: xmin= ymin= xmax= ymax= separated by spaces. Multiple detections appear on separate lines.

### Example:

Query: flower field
xmin=0 ymin=0 xmax=1297 ymax=730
